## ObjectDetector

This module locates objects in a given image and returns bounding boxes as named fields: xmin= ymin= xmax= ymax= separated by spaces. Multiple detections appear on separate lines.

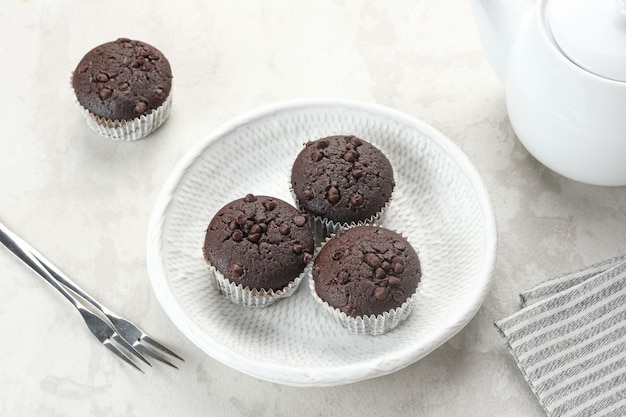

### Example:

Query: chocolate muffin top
xmin=203 ymin=194 xmax=315 ymax=291
xmin=313 ymin=226 xmax=420 ymax=317
xmin=72 ymin=38 xmax=172 ymax=120
xmin=290 ymin=135 xmax=394 ymax=224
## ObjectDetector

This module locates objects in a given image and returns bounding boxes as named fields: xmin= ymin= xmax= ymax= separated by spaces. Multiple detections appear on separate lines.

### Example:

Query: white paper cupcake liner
xmin=309 ymin=280 xmax=418 ymax=335
xmin=207 ymin=261 xmax=309 ymax=308
xmin=308 ymin=197 xmax=391 ymax=238
xmin=308 ymin=227 xmax=419 ymax=335
xmin=290 ymin=185 xmax=392 ymax=243
xmin=70 ymin=75 xmax=172 ymax=141
xmin=79 ymin=93 xmax=172 ymax=141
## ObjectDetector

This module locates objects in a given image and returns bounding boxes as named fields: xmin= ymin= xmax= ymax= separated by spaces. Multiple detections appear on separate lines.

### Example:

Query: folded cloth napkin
xmin=496 ymin=255 xmax=626 ymax=417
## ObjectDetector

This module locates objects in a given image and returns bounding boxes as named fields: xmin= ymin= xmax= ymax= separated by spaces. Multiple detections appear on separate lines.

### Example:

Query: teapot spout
xmin=471 ymin=0 xmax=534 ymax=83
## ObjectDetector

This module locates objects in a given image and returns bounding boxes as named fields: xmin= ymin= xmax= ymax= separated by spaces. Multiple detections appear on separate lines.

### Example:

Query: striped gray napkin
xmin=496 ymin=255 xmax=626 ymax=417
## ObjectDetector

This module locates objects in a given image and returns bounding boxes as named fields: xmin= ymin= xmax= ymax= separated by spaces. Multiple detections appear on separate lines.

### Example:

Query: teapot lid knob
xmin=548 ymin=0 xmax=626 ymax=82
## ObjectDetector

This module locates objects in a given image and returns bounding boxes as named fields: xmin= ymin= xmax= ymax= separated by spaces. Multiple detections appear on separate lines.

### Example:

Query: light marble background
xmin=1 ymin=0 xmax=625 ymax=416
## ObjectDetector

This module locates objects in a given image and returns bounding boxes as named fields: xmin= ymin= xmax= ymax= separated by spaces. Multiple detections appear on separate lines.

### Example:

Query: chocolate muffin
xmin=290 ymin=135 xmax=394 ymax=236
xmin=71 ymin=38 xmax=173 ymax=140
xmin=203 ymin=194 xmax=315 ymax=307
xmin=311 ymin=226 xmax=420 ymax=334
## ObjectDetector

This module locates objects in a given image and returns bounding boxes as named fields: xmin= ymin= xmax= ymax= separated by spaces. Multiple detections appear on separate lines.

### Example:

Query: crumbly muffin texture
xmin=291 ymin=135 xmax=394 ymax=224
xmin=72 ymin=38 xmax=172 ymax=120
xmin=313 ymin=226 xmax=420 ymax=317
xmin=203 ymin=194 xmax=315 ymax=291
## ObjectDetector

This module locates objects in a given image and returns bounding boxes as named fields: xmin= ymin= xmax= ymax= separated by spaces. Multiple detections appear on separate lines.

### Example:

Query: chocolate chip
xmin=349 ymin=136 xmax=363 ymax=147
xmin=302 ymin=188 xmax=315 ymax=201
xmin=131 ymin=59 xmax=143 ymax=68
xmin=351 ymin=193 xmax=364 ymax=207
xmin=227 ymin=219 xmax=238 ymax=230
xmin=393 ymin=241 xmax=407 ymax=251
xmin=337 ymin=271 xmax=350 ymax=284
xmin=247 ymin=233 xmax=261 ymax=243
xmin=148 ymin=51 xmax=161 ymax=61
xmin=341 ymin=305 xmax=358 ymax=318
xmin=262 ymin=200 xmax=276 ymax=211
xmin=392 ymin=261 xmax=405 ymax=274
xmin=392 ymin=256 xmax=404 ymax=264
xmin=77 ymin=63 xmax=90 ymax=73
xmin=231 ymin=230 xmax=243 ymax=242
xmin=279 ymin=223 xmax=291 ymax=235
xmin=135 ymin=47 xmax=149 ymax=58
xmin=381 ymin=261 xmax=391 ymax=272
xmin=250 ymin=224 xmax=263 ymax=234
xmin=292 ymin=243 xmax=303 ymax=255
xmin=243 ymin=193 xmax=257 ymax=202
xmin=243 ymin=220 xmax=254 ymax=231
xmin=327 ymin=194 xmax=341 ymax=205
xmin=134 ymin=101 xmax=147 ymax=114
xmin=228 ymin=263 xmax=244 ymax=278
xmin=294 ymin=215 xmax=307 ymax=227
xmin=374 ymin=267 xmax=386 ymax=280
xmin=118 ymin=82 xmax=130 ymax=92
xmin=351 ymin=168 xmax=363 ymax=179
xmin=99 ymin=87 xmax=112 ymax=100
xmin=387 ymin=276 xmax=401 ymax=287
xmin=316 ymin=139 xmax=329 ymax=149
xmin=342 ymin=150 xmax=359 ymax=162
xmin=392 ymin=289 xmax=405 ymax=302
xmin=95 ymin=72 xmax=109 ymax=82
xmin=373 ymin=242 xmax=389 ymax=254
xmin=236 ymin=214 xmax=248 ymax=225
xmin=374 ymin=286 xmax=389 ymax=301
xmin=365 ymin=253 xmax=381 ymax=268
xmin=154 ymin=88 xmax=165 ymax=99
xmin=326 ymin=186 xmax=341 ymax=205
xmin=303 ymin=252 xmax=313 ymax=263
xmin=331 ymin=249 xmax=343 ymax=261
xmin=310 ymin=150 xmax=323 ymax=162
xmin=142 ymin=60 xmax=153 ymax=71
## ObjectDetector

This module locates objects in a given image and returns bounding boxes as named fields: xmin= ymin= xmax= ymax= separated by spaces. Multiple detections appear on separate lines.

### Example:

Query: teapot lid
xmin=548 ymin=0 xmax=626 ymax=82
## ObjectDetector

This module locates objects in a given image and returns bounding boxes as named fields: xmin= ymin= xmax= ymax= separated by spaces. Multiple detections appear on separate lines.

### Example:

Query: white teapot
xmin=472 ymin=0 xmax=626 ymax=186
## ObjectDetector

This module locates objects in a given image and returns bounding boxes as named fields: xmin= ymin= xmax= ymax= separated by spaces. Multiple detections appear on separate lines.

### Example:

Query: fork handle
xmin=0 ymin=221 xmax=81 ymax=308
xmin=0 ymin=221 xmax=106 ymax=311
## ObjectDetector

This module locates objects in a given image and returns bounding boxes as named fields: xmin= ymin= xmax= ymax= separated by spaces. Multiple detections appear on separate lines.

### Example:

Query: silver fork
xmin=0 ymin=221 xmax=183 ymax=371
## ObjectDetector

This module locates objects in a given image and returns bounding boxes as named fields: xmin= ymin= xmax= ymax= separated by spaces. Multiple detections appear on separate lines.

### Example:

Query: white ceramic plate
xmin=147 ymin=98 xmax=497 ymax=387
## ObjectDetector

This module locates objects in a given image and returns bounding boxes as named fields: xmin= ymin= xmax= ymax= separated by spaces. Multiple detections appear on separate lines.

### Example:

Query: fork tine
xmin=135 ymin=344 xmax=179 ymax=369
xmin=112 ymin=334 xmax=152 ymax=367
xmin=103 ymin=340 xmax=144 ymax=373
xmin=105 ymin=315 xmax=184 ymax=367
xmin=142 ymin=335 xmax=185 ymax=362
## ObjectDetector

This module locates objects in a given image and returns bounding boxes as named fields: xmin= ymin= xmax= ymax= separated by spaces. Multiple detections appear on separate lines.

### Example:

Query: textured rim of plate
xmin=146 ymin=97 xmax=497 ymax=386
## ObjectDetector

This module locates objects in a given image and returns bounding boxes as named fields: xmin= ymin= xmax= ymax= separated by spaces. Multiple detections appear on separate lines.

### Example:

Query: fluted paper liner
xmin=308 ymin=228 xmax=420 ymax=335
xmin=290 ymin=184 xmax=392 ymax=243
xmin=207 ymin=261 xmax=309 ymax=308
xmin=71 ymin=75 xmax=172 ymax=141
xmin=80 ymin=93 xmax=171 ymax=141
